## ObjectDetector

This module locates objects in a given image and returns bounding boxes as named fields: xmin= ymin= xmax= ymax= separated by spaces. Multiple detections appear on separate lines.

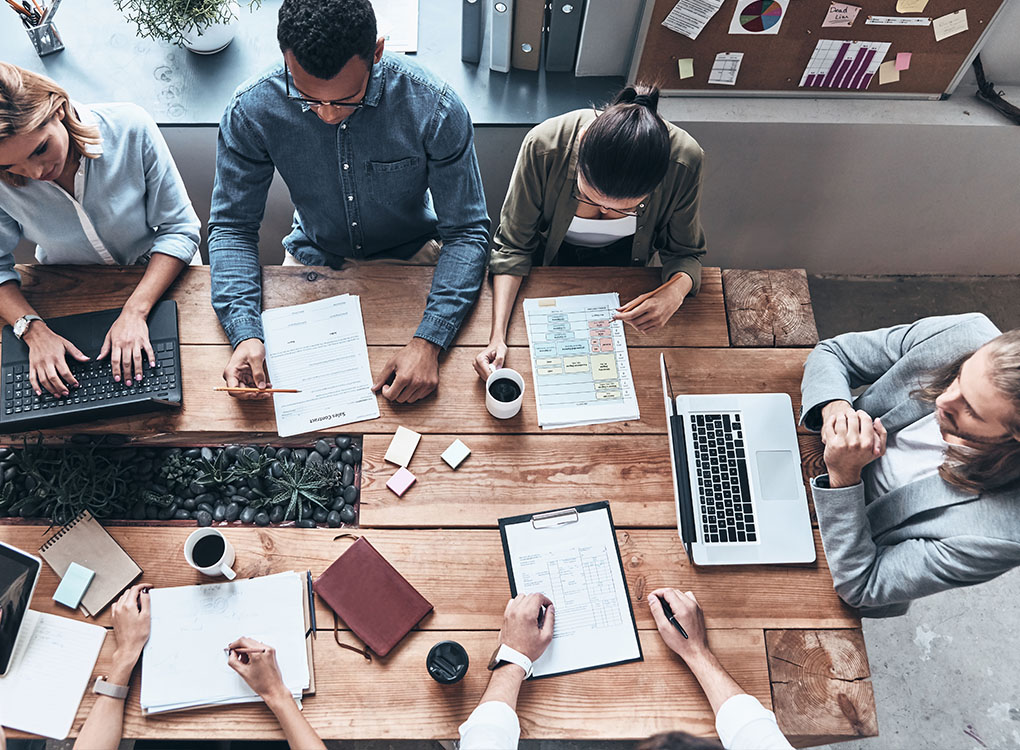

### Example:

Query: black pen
xmin=659 ymin=596 xmax=688 ymax=639
xmin=306 ymin=569 xmax=317 ymax=639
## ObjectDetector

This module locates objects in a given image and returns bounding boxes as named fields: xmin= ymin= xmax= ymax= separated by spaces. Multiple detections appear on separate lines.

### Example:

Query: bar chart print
xmin=799 ymin=39 xmax=892 ymax=90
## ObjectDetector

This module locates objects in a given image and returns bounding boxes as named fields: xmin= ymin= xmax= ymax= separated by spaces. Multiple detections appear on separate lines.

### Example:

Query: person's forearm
xmin=72 ymin=652 xmax=137 ymax=750
xmin=416 ymin=240 xmax=487 ymax=349
xmin=477 ymin=665 xmax=527 ymax=711
xmin=489 ymin=274 xmax=524 ymax=344
xmin=208 ymin=230 xmax=266 ymax=347
xmin=264 ymin=690 xmax=326 ymax=750
xmin=685 ymin=650 xmax=744 ymax=715
xmin=123 ymin=254 xmax=187 ymax=317
xmin=0 ymin=280 xmax=40 ymax=328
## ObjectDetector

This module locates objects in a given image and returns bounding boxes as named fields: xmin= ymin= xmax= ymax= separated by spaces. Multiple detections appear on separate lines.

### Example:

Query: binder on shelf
xmin=545 ymin=0 xmax=585 ymax=72
xmin=490 ymin=0 xmax=515 ymax=72
xmin=511 ymin=0 xmax=545 ymax=71
xmin=462 ymin=0 xmax=484 ymax=63
xmin=574 ymin=0 xmax=648 ymax=77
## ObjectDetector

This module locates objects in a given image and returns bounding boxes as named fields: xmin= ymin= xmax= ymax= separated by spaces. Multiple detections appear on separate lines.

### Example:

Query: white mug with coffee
xmin=184 ymin=528 xmax=236 ymax=580
xmin=486 ymin=366 xmax=525 ymax=419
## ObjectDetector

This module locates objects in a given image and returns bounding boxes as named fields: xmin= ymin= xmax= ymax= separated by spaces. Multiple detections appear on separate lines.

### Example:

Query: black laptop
xmin=0 ymin=300 xmax=182 ymax=432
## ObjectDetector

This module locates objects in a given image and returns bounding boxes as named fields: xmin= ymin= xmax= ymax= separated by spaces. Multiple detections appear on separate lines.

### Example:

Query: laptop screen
xmin=0 ymin=542 xmax=41 ymax=674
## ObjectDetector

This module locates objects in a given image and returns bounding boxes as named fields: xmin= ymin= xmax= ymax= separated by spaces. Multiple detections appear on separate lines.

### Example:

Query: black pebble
xmin=182 ymin=497 xmax=198 ymax=511
xmin=334 ymin=435 xmax=351 ymax=449
xmin=201 ymin=447 xmax=215 ymax=462
xmin=145 ymin=504 xmax=160 ymax=519
xmin=277 ymin=447 xmax=292 ymax=461
xmin=296 ymin=519 xmax=316 ymax=528
xmin=339 ymin=505 xmax=356 ymax=524
xmin=189 ymin=480 xmax=204 ymax=496
xmin=239 ymin=507 xmax=257 ymax=524
xmin=315 ymin=439 xmax=331 ymax=456
xmin=174 ymin=509 xmax=192 ymax=520
xmin=213 ymin=504 xmax=227 ymax=522
xmin=271 ymin=461 xmax=284 ymax=478
xmin=224 ymin=502 xmax=242 ymax=522
xmin=293 ymin=448 xmax=309 ymax=464
xmin=343 ymin=485 xmax=359 ymax=504
xmin=284 ymin=505 xmax=297 ymax=521
xmin=235 ymin=477 xmax=249 ymax=488
xmin=312 ymin=507 xmax=328 ymax=523
xmin=196 ymin=493 xmax=216 ymax=506
xmin=330 ymin=497 xmax=346 ymax=512
xmin=326 ymin=510 xmax=342 ymax=527
xmin=340 ymin=448 xmax=355 ymax=465
xmin=197 ymin=502 xmax=215 ymax=515
xmin=254 ymin=511 xmax=271 ymax=526
xmin=223 ymin=485 xmax=237 ymax=497
xmin=183 ymin=448 xmax=202 ymax=460
xmin=301 ymin=502 xmax=312 ymax=518
xmin=131 ymin=501 xmax=147 ymax=520
xmin=241 ymin=447 xmax=258 ymax=462
xmin=249 ymin=476 xmax=263 ymax=493
xmin=350 ymin=444 xmax=362 ymax=461
xmin=225 ymin=445 xmax=241 ymax=460
xmin=341 ymin=464 xmax=355 ymax=487
xmin=307 ymin=452 xmax=324 ymax=467
xmin=196 ymin=510 xmax=213 ymax=526
xmin=269 ymin=505 xmax=285 ymax=524
xmin=264 ymin=446 xmax=277 ymax=459
xmin=158 ymin=504 xmax=177 ymax=521
xmin=3 ymin=467 xmax=15 ymax=482
xmin=327 ymin=447 xmax=342 ymax=463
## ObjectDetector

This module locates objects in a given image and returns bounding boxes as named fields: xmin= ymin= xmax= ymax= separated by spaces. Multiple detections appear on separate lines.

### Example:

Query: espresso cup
xmin=184 ymin=528 xmax=236 ymax=580
xmin=485 ymin=366 xmax=525 ymax=419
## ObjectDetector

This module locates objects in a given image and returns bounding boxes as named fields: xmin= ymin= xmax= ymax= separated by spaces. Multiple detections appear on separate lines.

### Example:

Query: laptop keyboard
xmin=691 ymin=412 xmax=758 ymax=544
xmin=3 ymin=340 xmax=178 ymax=417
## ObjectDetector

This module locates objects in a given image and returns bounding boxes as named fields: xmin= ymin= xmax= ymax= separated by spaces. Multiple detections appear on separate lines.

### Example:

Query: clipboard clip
xmin=531 ymin=508 xmax=579 ymax=529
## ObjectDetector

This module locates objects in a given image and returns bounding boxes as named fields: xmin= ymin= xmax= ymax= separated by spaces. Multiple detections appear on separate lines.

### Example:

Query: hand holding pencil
xmin=613 ymin=272 xmax=694 ymax=334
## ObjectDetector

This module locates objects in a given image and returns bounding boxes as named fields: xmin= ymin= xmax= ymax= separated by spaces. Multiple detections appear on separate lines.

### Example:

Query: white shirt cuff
xmin=715 ymin=693 xmax=794 ymax=750
xmin=458 ymin=700 xmax=521 ymax=750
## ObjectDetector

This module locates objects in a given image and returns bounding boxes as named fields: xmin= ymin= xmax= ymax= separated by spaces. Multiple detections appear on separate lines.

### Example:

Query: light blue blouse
xmin=0 ymin=102 xmax=200 ymax=286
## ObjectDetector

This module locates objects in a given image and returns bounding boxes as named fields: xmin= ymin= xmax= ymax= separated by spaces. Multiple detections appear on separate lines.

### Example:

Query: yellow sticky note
xmin=678 ymin=58 xmax=695 ymax=80
xmin=933 ymin=9 xmax=968 ymax=41
xmin=878 ymin=60 xmax=900 ymax=85
xmin=895 ymin=0 xmax=928 ymax=12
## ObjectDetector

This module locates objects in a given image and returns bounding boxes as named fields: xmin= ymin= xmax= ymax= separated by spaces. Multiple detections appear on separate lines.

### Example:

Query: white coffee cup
xmin=486 ymin=366 xmax=525 ymax=419
xmin=184 ymin=528 xmax=236 ymax=580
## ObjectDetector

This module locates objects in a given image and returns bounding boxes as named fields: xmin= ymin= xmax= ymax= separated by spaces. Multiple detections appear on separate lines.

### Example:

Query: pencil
xmin=214 ymin=387 xmax=301 ymax=394
xmin=617 ymin=273 xmax=689 ymax=314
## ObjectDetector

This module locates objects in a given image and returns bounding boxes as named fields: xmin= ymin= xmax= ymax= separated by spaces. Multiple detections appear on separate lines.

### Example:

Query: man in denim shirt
xmin=209 ymin=0 xmax=489 ymax=403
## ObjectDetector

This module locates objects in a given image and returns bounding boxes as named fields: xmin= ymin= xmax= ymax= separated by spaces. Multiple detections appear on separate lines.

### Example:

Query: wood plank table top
xmin=0 ymin=266 xmax=876 ymax=745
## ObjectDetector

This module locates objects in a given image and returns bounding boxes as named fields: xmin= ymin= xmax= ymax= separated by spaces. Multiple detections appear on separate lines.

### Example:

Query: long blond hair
xmin=0 ymin=62 xmax=101 ymax=187
xmin=913 ymin=329 xmax=1020 ymax=493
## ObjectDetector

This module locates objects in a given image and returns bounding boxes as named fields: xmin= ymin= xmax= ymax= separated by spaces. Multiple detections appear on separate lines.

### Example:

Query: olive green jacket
xmin=489 ymin=109 xmax=707 ymax=293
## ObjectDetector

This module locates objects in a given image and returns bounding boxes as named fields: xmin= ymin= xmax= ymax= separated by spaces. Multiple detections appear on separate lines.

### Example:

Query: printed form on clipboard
xmin=498 ymin=501 xmax=643 ymax=678
xmin=523 ymin=293 xmax=640 ymax=429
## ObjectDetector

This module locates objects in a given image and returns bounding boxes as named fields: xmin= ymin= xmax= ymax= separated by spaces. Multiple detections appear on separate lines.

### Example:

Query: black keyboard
xmin=691 ymin=412 xmax=758 ymax=544
xmin=2 ymin=340 xmax=178 ymax=421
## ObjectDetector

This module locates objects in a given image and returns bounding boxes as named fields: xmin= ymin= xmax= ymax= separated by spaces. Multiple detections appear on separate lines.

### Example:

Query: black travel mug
xmin=427 ymin=640 xmax=469 ymax=684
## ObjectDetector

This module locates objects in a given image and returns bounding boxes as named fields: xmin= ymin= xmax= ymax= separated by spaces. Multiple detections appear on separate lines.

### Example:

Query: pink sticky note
xmin=895 ymin=52 xmax=912 ymax=71
xmin=386 ymin=467 xmax=417 ymax=497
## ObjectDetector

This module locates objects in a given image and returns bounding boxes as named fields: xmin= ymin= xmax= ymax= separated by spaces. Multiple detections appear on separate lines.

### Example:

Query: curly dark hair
xmin=277 ymin=0 xmax=378 ymax=79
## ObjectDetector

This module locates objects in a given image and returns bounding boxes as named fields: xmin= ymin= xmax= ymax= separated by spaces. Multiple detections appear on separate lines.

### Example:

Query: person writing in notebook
xmin=458 ymin=589 xmax=792 ymax=749
xmin=0 ymin=64 xmax=200 ymax=398
xmin=473 ymin=84 xmax=707 ymax=380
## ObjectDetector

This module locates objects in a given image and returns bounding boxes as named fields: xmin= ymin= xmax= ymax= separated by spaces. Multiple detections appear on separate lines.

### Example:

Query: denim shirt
xmin=0 ymin=103 xmax=199 ymax=286
xmin=208 ymin=53 xmax=490 ymax=349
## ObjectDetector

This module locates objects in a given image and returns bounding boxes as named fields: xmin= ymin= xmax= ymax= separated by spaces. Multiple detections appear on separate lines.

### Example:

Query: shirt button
xmin=341 ymin=123 xmax=347 ymax=130
xmin=352 ymin=221 xmax=358 ymax=227
xmin=342 ymin=163 xmax=350 ymax=170
xmin=348 ymin=195 xmax=354 ymax=201
xmin=356 ymin=244 xmax=362 ymax=250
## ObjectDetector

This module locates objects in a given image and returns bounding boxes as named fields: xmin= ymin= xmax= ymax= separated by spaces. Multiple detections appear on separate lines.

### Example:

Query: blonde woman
xmin=0 ymin=63 xmax=199 ymax=397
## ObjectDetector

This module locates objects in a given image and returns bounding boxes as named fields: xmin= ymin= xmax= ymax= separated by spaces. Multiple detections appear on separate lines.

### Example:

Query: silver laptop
xmin=660 ymin=354 xmax=815 ymax=565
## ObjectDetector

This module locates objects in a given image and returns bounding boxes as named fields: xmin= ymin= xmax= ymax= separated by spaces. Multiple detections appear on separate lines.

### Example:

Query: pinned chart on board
xmin=263 ymin=294 xmax=379 ymax=437
xmin=523 ymin=293 xmax=640 ymax=429
xmin=661 ymin=0 xmax=725 ymax=40
xmin=499 ymin=502 xmax=642 ymax=678
xmin=709 ymin=52 xmax=744 ymax=85
xmin=799 ymin=39 xmax=892 ymax=89
xmin=728 ymin=0 xmax=788 ymax=34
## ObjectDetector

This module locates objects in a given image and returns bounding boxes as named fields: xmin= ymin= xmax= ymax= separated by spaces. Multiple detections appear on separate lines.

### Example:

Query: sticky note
xmin=878 ymin=60 xmax=900 ymax=85
xmin=933 ymin=9 xmax=967 ymax=41
xmin=678 ymin=58 xmax=695 ymax=80
xmin=896 ymin=0 xmax=928 ymax=12
xmin=386 ymin=467 xmax=416 ymax=497
xmin=384 ymin=426 xmax=421 ymax=467
xmin=53 ymin=562 xmax=95 ymax=609
xmin=441 ymin=439 xmax=471 ymax=469
xmin=822 ymin=2 xmax=861 ymax=27
xmin=895 ymin=52 xmax=912 ymax=71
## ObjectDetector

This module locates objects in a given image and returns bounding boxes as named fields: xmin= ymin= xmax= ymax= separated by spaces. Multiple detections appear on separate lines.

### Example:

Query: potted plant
xmin=114 ymin=0 xmax=261 ymax=54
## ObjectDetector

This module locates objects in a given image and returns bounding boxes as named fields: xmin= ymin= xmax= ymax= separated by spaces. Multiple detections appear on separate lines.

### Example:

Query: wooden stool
xmin=723 ymin=269 xmax=819 ymax=347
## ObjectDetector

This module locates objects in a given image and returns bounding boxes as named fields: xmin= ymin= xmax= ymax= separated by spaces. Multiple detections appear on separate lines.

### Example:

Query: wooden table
xmin=0 ymin=266 xmax=877 ymax=745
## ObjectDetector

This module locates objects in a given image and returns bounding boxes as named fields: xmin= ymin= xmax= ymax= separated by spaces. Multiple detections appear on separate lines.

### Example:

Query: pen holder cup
xmin=26 ymin=22 xmax=64 ymax=56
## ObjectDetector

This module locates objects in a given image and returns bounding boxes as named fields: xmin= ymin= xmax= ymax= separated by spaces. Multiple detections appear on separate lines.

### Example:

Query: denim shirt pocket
xmin=367 ymin=157 xmax=422 ymax=201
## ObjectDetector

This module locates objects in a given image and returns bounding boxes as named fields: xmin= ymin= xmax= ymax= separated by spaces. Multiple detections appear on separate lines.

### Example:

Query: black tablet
xmin=0 ymin=541 xmax=41 ymax=676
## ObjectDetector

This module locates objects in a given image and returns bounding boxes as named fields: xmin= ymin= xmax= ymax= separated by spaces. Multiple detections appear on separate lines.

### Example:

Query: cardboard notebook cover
xmin=313 ymin=537 xmax=433 ymax=657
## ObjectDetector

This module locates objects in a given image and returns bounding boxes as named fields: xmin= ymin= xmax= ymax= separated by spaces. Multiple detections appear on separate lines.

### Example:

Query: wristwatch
xmin=12 ymin=314 xmax=42 ymax=340
xmin=486 ymin=643 xmax=533 ymax=679
xmin=93 ymin=675 xmax=130 ymax=700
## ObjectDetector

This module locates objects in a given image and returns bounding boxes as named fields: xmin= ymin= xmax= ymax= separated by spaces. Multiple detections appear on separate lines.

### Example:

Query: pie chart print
xmin=738 ymin=0 xmax=783 ymax=32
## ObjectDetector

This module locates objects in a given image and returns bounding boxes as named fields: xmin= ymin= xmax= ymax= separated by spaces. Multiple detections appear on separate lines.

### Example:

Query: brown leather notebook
xmin=313 ymin=537 xmax=433 ymax=657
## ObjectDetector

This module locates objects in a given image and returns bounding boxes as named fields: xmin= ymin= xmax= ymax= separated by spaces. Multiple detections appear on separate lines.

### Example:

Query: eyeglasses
xmin=284 ymin=60 xmax=372 ymax=112
xmin=571 ymin=183 xmax=645 ymax=217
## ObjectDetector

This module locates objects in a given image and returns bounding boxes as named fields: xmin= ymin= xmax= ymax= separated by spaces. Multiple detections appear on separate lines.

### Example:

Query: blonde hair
xmin=913 ymin=329 xmax=1020 ymax=493
xmin=0 ymin=62 xmax=101 ymax=187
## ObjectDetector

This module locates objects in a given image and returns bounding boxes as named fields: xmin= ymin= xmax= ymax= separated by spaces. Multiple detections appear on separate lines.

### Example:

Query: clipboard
xmin=498 ymin=501 xmax=643 ymax=679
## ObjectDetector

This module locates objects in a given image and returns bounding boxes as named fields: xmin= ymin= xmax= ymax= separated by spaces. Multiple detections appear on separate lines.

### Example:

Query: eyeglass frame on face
xmin=284 ymin=59 xmax=373 ymax=112
xmin=571 ymin=181 xmax=646 ymax=218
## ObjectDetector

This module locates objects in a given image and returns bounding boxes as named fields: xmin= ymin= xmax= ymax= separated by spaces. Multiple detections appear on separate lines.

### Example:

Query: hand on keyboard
xmin=99 ymin=308 xmax=156 ymax=386
xmin=23 ymin=322 xmax=89 ymax=397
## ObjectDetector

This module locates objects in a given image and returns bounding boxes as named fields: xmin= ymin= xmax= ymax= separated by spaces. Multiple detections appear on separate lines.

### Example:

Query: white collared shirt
xmin=457 ymin=693 xmax=792 ymax=749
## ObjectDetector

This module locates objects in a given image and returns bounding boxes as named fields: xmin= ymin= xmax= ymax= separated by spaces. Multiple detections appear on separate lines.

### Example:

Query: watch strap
xmin=93 ymin=675 xmax=130 ymax=699
xmin=487 ymin=643 xmax=533 ymax=679
xmin=13 ymin=314 xmax=42 ymax=340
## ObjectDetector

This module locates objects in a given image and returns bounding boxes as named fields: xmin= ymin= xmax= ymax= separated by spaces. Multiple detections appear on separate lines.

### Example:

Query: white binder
xmin=575 ymin=0 xmax=649 ymax=77
xmin=489 ymin=0 xmax=515 ymax=72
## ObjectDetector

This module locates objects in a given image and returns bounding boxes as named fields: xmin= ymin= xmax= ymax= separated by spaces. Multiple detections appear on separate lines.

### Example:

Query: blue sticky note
xmin=53 ymin=562 xmax=95 ymax=609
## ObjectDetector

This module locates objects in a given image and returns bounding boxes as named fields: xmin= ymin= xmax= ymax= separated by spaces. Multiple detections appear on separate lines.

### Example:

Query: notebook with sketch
xmin=498 ymin=501 xmax=642 ymax=678
xmin=140 ymin=571 xmax=311 ymax=714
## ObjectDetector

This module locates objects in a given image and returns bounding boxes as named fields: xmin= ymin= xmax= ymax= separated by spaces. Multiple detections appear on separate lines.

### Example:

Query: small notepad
xmin=441 ymin=439 xmax=471 ymax=469
xmin=53 ymin=562 xmax=95 ymax=609
xmin=384 ymin=426 xmax=421 ymax=467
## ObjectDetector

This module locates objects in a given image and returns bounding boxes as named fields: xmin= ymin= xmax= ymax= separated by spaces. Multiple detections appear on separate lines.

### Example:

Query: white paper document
xmin=0 ymin=610 xmax=106 ymax=739
xmin=662 ymin=0 xmax=725 ymax=40
xmin=523 ymin=293 xmax=640 ymax=430
xmin=709 ymin=52 xmax=745 ymax=85
xmin=375 ymin=0 xmax=419 ymax=52
xmin=263 ymin=294 xmax=379 ymax=437
xmin=141 ymin=572 xmax=309 ymax=714
xmin=500 ymin=504 xmax=641 ymax=678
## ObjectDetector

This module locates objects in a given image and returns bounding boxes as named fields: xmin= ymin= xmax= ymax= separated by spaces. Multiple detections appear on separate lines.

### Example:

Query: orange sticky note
xmin=895 ymin=52 xmax=911 ymax=70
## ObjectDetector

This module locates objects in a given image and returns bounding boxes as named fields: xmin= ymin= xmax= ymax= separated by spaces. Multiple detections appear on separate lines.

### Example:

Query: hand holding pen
xmin=648 ymin=588 xmax=712 ymax=661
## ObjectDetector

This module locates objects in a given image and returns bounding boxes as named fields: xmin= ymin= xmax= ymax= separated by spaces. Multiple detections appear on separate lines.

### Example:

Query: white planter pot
xmin=181 ymin=2 xmax=240 ymax=55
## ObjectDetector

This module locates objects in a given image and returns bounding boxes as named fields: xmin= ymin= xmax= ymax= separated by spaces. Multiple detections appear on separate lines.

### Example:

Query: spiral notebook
xmin=39 ymin=511 xmax=142 ymax=617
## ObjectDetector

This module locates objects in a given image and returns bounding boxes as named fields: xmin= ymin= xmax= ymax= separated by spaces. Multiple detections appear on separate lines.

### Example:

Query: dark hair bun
xmin=611 ymin=84 xmax=660 ymax=113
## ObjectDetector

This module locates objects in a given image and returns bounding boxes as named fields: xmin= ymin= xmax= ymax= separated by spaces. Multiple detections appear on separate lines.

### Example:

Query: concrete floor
xmin=21 ymin=275 xmax=1020 ymax=750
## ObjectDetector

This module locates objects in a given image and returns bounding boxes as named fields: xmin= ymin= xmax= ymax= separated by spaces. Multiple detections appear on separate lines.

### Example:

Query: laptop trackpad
xmin=755 ymin=450 xmax=800 ymax=501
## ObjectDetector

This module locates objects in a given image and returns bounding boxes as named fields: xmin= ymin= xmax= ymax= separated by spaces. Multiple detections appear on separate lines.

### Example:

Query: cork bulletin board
xmin=628 ymin=0 xmax=1010 ymax=98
